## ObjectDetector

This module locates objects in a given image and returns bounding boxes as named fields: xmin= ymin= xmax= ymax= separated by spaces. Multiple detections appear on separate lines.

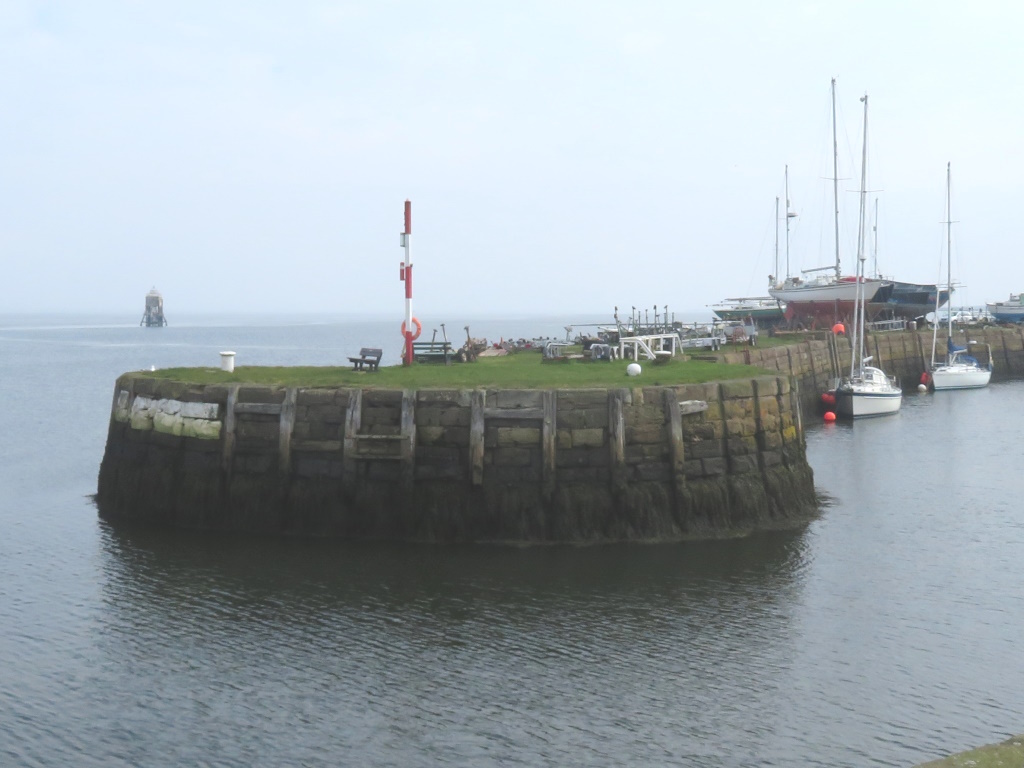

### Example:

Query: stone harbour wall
xmin=96 ymin=374 xmax=818 ymax=542
xmin=722 ymin=326 xmax=1024 ymax=402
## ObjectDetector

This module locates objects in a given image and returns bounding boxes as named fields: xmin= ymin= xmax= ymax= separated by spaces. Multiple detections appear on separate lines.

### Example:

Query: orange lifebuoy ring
xmin=401 ymin=317 xmax=422 ymax=341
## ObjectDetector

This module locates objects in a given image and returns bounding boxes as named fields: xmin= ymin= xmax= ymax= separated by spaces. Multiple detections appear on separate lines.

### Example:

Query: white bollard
xmin=220 ymin=351 xmax=236 ymax=373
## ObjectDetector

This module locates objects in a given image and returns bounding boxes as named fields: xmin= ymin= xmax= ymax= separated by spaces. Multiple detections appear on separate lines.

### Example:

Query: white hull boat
xmin=768 ymin=275 xmax=887 ymax=304
xmin=986 ymin=294 xmax=1024 ymax=323
xmin=834 ymin=366 xmax=904 ymax=417
xmin=931 ymin=362 xmax=992 ymax=390
xmin=832 ymin=91 xmax=902 ymax=419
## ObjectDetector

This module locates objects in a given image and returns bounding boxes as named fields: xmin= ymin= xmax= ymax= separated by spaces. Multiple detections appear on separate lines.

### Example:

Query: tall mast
xmin=832 ymin=78 xmax=842 ymax=280
xmin=785 ymin=165 xmax=794 ymax=278
xmin=946 ymin=161 xmax=953 ymax=342
xmin=774 ymin=196 xmax=780 ymax=285
xmin=851 ymin=92 xmax=869 ymax=378
xmin=872 ymin=197 xmax=879 ymax=277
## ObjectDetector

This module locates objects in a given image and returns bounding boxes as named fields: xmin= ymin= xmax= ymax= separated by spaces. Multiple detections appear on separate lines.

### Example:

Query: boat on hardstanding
xmin=768 ymin=79 xmax=889 ymax=323
xmin=867 ymin=280 xmax=949 ymax=320
xmin=714 ymin=187 xmax=787 ymax=327
xmin=986 ymin=293 xmax=1024 ymax=323
xmin=865 ymin=199 xmax=950 ymax=320
xmin=833 ymin=93 xmax=902 ymax=419
xmin=929 ymin=163 xmax=992 ymax=391
xmin=710 ymin=297 xmax=783 ymax=325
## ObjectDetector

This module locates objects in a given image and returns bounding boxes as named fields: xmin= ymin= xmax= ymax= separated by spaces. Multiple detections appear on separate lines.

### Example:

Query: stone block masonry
xmin=97 ymin=374 xmax=818 ymax=542
xmin=721 ymin=326 xmax=1024 ymax=407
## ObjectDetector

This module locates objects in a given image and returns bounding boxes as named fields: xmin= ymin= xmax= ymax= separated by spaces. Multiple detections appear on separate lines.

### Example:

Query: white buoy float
xmin=626 ymin=363 xmax=642 ymax=377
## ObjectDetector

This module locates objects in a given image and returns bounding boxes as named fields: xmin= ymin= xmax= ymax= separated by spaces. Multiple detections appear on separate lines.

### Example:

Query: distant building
xmin=140 ymin=287 xmax=168 ymax=327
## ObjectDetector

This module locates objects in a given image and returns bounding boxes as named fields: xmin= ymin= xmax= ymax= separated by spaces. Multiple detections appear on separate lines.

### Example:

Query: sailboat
xmin=833 ymin=93 xmax=903 ymax=418
xmin=768 ymin=79 xmax=890 ymax=322
xmin=929 ymin=163 xmax=992 ymax=391
xmin=712 ymin=192 xmax=786 ymax=326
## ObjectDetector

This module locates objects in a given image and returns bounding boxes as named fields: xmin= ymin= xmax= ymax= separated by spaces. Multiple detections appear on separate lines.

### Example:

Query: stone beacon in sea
xmin=140 ymin=287 xmax=168 ymax=327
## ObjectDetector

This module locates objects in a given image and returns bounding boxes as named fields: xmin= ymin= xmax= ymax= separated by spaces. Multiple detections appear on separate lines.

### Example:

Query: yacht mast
xmin=872 ymin=198 xmax=879 ymax=277
xmin=785 ymin=165 xmax=793 ymax=278
xmin=832 ymin=77 xmax=842 ymax=281
xmin=945 ymin=162 xmax=953 ymax=343
xmin=774 ymin=196 xmax=780 ymax=285
xmin=851 ymin=93 xmax=869 ymax=378
xmin=931 ymin=162 xmax=955 ymax=369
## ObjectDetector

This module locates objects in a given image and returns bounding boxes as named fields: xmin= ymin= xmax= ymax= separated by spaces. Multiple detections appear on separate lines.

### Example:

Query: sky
xmin=2 ymin=1 xmax=1023 ymax=318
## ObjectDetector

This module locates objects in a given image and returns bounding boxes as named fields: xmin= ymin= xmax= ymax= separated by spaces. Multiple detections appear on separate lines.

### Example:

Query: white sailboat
xmin=929 ymin=162 xmax=992 ymax=391
xmin=768 ymin=79 xmax=889 ymax=320
xmin=833 ymin=93 xmax=903 ymax=418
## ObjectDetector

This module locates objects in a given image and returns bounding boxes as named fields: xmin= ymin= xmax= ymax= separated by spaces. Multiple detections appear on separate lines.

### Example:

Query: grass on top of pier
xmin=141 ymin=349 xmax=774 ymax=389
xmin=914 ymin=733 xmax=1024 ymax=768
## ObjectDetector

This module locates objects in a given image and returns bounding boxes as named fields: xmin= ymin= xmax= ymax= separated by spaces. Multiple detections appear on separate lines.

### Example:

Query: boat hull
xmin=771 ymin=278 xmax=888 ymax=321
xmin=833 ymin=389 xmax=903 ymax=417
xmin=987 ymin=306 xmax=1024 ymax=322
xmin=711 ymin=306 xmax=785 ymax=323
xmin=931 ymin=365 xmax=992 ymax=390
xmin=986 ymin=293 xmax=1024 ymax=322
xmin=868 ymin=283 xmax=950 ymax=320
xmin=833 ymin=366 xmax=903 ymax=418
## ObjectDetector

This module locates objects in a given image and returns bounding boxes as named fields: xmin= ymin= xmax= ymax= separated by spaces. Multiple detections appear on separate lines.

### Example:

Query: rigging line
xmin=744 ymin=199 xmax=777 ymax=296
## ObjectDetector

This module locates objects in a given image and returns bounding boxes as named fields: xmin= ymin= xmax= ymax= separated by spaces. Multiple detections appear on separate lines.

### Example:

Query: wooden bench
xmin=412 ymin=341 xmax=453 ymax=364
xmin=348 ymin=347 xmax=382 ymax=371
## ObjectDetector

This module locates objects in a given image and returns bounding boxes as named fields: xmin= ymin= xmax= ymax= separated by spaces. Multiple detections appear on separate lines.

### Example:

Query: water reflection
xmin=97 ymin=521 xmax=812 ymax=767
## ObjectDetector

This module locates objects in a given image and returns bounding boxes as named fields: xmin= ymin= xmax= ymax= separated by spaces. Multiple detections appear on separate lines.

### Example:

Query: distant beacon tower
xmin=140 ymin=287 xmax=168 ymax=327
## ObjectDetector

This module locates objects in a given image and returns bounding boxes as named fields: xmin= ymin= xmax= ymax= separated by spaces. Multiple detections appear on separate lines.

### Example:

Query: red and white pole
xmin=399 ymin=200 xmax=413 ymax=365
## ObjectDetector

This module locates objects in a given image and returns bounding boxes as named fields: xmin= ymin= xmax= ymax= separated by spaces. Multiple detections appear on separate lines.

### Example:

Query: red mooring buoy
xmin=824 ymin=411 xmax=837 ymax=423
xmin=821 ymin=392 xmax=836 ymax=405
xmin=832 ymin=323 xmax=846 ymax=335
xmin=920 ymin=371 xmax=930 ymax=385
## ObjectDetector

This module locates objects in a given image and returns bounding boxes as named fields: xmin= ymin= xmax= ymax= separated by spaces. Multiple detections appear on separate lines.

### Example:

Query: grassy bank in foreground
xmin=915 ymin=733 xmax=1024 ymax=767
xmin=140 ymin=352 xmax=773 ymax=389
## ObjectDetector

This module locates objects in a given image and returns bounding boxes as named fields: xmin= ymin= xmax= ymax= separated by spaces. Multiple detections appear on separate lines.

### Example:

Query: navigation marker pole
xmin=399 ymin=200 xmax=413 ymax=365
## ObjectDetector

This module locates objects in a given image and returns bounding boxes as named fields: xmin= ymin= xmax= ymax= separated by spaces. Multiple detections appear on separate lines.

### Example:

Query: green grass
xmin=137 ymin=350 xmax=774 ymax=389
xmin=914 ymin=734 xmax=1024 ymax=767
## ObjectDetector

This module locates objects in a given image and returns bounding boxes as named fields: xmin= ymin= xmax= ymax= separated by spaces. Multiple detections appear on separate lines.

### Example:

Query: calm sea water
xmin=2 ymin=315 xmax=1023 ymax=767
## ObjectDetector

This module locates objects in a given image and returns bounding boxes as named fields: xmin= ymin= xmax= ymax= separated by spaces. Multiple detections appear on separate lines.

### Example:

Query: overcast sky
xmin=2 ymin=1 xmax=1022 ymax=317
